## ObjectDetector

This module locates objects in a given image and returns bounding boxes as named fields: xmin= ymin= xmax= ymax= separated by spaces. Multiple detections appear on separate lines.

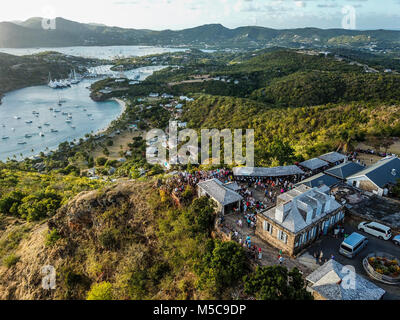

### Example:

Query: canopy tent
xmin=233 ymin=166 xmax=304 ymax=178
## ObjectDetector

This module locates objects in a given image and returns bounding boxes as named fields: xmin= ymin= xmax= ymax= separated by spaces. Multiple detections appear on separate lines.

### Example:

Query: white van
xmin=339 ymin=232 xmax=368 ymax=258
xmin=358 ymin=221 xmax=392 ymax=240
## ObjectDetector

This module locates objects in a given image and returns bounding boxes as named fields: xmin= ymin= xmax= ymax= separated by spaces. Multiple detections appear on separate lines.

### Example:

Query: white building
xmin=346 ymin=156 xmax=400 ymax=196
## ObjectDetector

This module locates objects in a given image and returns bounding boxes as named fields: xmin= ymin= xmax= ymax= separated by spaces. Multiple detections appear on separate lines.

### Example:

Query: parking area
xmin=298 ymin=218 xmax=400 ymax=300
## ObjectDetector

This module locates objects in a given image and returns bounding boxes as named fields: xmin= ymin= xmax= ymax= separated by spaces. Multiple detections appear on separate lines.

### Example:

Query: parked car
xmin=339 ymin=232 xmax=368 ymax=258
xmin=393 ymin=235 xmax=400 ymax=246
xmin=358 ymin=221 xmax=392 ymax=240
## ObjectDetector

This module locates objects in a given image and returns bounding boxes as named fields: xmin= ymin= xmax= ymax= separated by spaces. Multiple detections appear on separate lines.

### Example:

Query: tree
xmin=243 ymin=266 xmax=313 ymax=300
xmin=267 ymin=138 xmax=296 ymax=166
xmin=195 ymin=239 xmax=247 ymax=296
xmin=96 ymin=157 xmax=108 ymax=166
xmin=87 ymin=282 xmax=113 ymax=300
xmin=185 ymin=196 xmax=215 ymax=234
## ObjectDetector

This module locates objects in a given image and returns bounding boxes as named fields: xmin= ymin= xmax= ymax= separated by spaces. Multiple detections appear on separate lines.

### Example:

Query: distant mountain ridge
xmin=0 ymin=17 xmax=400 ymax=49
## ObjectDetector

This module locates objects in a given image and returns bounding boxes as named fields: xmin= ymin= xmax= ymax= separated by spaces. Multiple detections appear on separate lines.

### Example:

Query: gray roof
xmin=224 ymin=182 xmax=242 ymax=192
xmin=198 ymin=179 xmax=243 ymax=206
xmin=325 ymin=162 xmax=365 ymax=180
xmin=233 ymin=166 xmax=304 ymax=178
xmin=306 ymin=260 xmax=385 ymax=300
xmin=319 ymin=152 xmax=347 ymax=164
xmin=347 ymin=157 xmax=400 ymax=188
xmin=262 ymin=185 xmax=341 ymax=234
xmin=297 ymin=173 xmax=339 ymax=188
xmin=299 ymin=158 xmax=329 ymax=170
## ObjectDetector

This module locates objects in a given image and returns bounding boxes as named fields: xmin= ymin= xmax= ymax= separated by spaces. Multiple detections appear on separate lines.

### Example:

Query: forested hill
xmin=0 ymin=52 xmax=102 ymax=102
xmin=251 ymin=71 xmax=400 ymax=107
xmin=137 ymin=49 xmax=400 ymax=106
xmin=181 ymin=96 xmax=400 ymax=166
xmin=1 ymin=17 xmax=400 ymax=50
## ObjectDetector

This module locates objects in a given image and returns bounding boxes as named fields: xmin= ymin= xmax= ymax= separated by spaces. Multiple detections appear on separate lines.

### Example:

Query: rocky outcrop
xmin=0 ymin=180 xmax=157 ymax=300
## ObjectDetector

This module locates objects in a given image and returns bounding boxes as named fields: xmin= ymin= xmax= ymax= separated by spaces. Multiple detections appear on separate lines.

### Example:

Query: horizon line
xmin=2 ymin=16 xmax=400 ymax=33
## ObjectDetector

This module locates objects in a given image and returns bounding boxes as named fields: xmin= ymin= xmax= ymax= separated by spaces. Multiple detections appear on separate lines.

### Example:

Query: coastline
xmin=0 ymin=84 xmax=127 ymax=162
xmin=94 ymin=97 xmax=127 ymax=136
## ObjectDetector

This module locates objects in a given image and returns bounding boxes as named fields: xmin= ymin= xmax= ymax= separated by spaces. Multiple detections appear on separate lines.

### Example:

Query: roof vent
xmin=391 ymin=169 xmax=397 ymax=177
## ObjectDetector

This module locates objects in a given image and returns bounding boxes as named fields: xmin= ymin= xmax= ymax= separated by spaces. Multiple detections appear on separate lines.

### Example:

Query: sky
xmin=1 ymin=0 xmax=400 ymax=30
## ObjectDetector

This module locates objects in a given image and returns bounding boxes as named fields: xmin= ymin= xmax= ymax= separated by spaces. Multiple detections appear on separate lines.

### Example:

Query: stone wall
xmin=256 ymin=218 xmax=296 ymax=255
xmin=256 ymin=208 xmax=344 ymax=256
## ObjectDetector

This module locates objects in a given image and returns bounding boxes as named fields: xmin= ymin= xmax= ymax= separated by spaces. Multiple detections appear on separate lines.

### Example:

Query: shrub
xmin=96 ymin=157 xmax=108 ymax=166
xmin=87 ymin=282 xmax=113 ymax=300
xmin=243 ymin=266 xmax=313 ymax=300
xmin=194 ymin=239 xmax=247 ymax=296
xmin=99 ymin=228 xmax=121 ymax=250
xmin=45 ymin=228 xmax=61 ymax=247
xmin=3 ymin=253 xmax=20 ymax=268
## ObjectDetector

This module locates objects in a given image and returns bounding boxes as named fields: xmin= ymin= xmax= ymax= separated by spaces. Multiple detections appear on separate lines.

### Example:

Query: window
xmin=353 ymin=240 xmax=365 ymax=252
xmin=311 ymin=226 xmax=317 ymax=239
xmin=263 ymin=221 xmax=273 ymax=234
xmin=277 ymin=230 xmax=288 ymax=244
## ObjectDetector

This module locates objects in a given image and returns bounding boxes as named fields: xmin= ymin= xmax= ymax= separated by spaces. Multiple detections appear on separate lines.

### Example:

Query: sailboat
xmin=58 ymin=92 xmax=66 ymax=105
xmin=70 ymin=69 xmax=80 ymax=84
xmin=48 ymin=73 xmax=58 ymax=89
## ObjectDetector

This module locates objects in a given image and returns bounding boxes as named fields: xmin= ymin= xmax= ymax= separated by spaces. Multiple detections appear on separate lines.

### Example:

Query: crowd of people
xmin=163 ymin=168 xmax=234 ymax=197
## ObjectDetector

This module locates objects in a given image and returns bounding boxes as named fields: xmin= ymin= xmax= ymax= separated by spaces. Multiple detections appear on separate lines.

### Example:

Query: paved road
xmin=300 ymin=219 xmax=400 ymax=300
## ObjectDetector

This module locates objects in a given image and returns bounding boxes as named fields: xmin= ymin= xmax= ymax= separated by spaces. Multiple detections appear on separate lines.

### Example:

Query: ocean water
xmin=0 ymin=45 xmax=188 ymax=59
xmin=0 ymin=79 xmax=123 ymax=161
xmin=0 ymin=45 xmax=182 ymax=162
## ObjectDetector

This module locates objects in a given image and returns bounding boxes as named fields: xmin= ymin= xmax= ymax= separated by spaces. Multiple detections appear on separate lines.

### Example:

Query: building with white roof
xmin=299 ymin=158 xmax=329 ymax=172
xmin=256 ymin=185 xmax=344 ymax=256
xmin=318 ymin=152 xmax=347 ymax=165
xmin=197 ymin=179 xmax=243 ymax=215
xmin=346 ymin=156 xmax=400 ymax=196
xmin=306 ymin=260 xmax=385 ymax=300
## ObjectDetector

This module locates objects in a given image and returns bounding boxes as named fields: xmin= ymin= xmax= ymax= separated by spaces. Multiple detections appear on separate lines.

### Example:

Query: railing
xmin=363 ymin=252 xmax=400 ymax=285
